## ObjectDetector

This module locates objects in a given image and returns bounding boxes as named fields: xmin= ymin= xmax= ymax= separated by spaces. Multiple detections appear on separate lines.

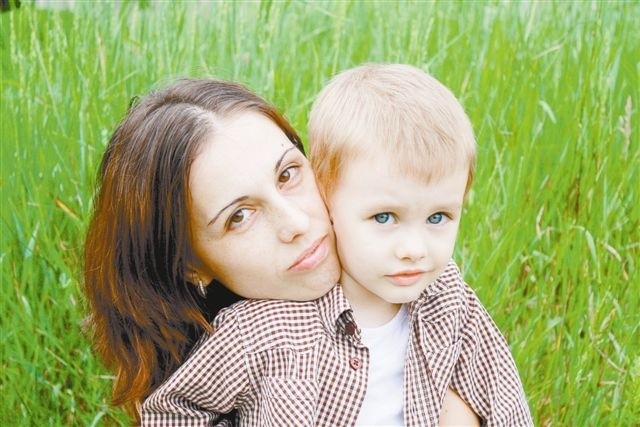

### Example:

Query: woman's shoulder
xmin=215 ymin=298 xmax=319 ymax=323
xmin=212 ymin=298 xmax=325 ymax=352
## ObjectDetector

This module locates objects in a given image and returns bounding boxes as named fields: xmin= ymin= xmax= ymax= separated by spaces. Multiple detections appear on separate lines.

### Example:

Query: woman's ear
xmin=185 ymin=266 xmax=215 ymax=298
xmin=185 ymin=259 xmax=215 ymax=288
xmin=186 ymin=267 xmax=214 ymax=286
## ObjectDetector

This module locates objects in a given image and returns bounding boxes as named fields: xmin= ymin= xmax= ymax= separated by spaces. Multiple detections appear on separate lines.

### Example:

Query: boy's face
xmin=327 ymin=154 xmax=468 ymax=316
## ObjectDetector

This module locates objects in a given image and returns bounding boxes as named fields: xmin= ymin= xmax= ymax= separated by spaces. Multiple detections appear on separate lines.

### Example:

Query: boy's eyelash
xmin=369 ymin=211 xmax=455 ymax=222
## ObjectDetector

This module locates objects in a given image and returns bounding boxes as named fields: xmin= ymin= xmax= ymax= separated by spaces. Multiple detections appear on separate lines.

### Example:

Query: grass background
xmin=1 ymin=0 xmax=638 ymax=425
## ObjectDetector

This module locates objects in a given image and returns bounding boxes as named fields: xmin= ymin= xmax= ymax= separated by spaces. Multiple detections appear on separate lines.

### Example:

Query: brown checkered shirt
xmin=142 ymin=260 xmax=532 ymax=426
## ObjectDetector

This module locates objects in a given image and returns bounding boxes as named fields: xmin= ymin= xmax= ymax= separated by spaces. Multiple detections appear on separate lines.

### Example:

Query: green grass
xmin=1 ymin=1 xmax=638 ymax=425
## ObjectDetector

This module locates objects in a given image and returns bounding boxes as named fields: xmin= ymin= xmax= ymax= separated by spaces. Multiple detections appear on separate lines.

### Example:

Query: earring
xmin=197 ymin=278 xmax=207 ymax=297
xmin=192 ymin=271 xmax=207 ymax=297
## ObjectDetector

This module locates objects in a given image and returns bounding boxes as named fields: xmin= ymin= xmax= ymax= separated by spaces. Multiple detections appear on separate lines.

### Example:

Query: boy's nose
xmin=395 ymin=233 xmax=427 ymax=261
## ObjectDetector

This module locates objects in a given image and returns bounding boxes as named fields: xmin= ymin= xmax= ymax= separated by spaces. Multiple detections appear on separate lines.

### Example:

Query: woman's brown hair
xmin=83 ymin=78 xmax=303 ymax=420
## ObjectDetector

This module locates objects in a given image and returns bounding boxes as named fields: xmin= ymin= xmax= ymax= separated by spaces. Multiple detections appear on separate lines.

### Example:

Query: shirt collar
xmin=317 ymin=260 xmax=463 ymax=332
xmin=409 ymin=259 xmax=463 ymax=314
xmin=316 ymin=284 xmax=353 ymax=335
xmin=427 ymin=260 xmax=461 ymax=295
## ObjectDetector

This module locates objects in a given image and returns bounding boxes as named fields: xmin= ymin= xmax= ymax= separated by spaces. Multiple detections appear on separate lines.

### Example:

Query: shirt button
xmin=349 ymin=357 xmax=362 ymax=370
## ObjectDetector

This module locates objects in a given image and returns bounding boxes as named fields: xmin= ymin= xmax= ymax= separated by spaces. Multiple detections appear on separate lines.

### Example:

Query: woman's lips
xmin=385 ymin=270 xmax=426 ymax=286
xmin=288 ymin=236 xmax=329 ymax=273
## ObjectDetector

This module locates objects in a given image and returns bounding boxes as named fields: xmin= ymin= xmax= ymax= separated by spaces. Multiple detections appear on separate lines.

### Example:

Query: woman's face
xmin=188 ymin=111 xmax=340 ymax=301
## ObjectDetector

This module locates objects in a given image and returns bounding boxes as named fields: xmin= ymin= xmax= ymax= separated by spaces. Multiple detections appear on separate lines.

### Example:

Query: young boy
xmin=142 ymin=65 xmax=532 ymax=426
xmin=308 ymin=64 xmax=531 ymax=425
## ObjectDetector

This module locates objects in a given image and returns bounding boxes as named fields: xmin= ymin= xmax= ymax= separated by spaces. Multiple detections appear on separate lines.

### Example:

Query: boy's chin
xmin=385 ymin=288 xmax=428 ymax=305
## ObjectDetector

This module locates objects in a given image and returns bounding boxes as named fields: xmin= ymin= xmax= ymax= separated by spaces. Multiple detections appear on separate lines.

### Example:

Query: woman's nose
xmin=275 ymin=198 xmax=311 ymax=243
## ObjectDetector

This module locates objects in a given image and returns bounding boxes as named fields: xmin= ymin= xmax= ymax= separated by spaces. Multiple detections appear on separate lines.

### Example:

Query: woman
xmin=83 ymin=78 xmax=341 ymax=419
xmin=84 ymin=78 xmax=478 ymax=425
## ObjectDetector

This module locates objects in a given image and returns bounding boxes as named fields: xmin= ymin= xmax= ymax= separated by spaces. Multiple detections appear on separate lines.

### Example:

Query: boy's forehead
xmin=330 ymin=154 xmax=469 ymax=210
xmin=340 ymin=148 xmax=469 ymax=184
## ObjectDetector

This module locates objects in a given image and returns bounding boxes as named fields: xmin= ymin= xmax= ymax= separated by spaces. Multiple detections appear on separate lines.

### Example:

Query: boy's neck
xmin=341 ymin=279 xmax=402 ymax=328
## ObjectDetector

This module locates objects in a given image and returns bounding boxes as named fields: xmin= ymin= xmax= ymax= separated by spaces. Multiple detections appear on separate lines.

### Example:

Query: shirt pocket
xmin=418 ymin=307 xmax=463 ymax=398
xmin=420 ymin=303 xmax=461 ymax=351
xmin=258 ymin=377 xmax=318 ymax=426
xmin=423 ymin=338 xmax=463 ymax=398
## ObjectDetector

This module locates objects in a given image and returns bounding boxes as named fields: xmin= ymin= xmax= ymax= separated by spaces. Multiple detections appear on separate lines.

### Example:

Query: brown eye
xmin=278 ymin=168 xmax=291 ymax=183
xmin=227 ymin=208 xmax=254 ymax=231
xmin=230 ymin=211 xmax=245 ymax=223
xmin=278 ymin=165 xmax=300 ymax=185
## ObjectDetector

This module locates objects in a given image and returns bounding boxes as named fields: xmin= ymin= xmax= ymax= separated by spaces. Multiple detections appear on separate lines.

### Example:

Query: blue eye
xmin=427 ymin=213 xmax=444 ymax=224
xmin=373 ymin=213 xmax=393 ymax=224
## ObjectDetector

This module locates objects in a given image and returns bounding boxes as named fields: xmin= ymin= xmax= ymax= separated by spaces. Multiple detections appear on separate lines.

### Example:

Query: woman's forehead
xmin=208 ymin=111 xmax=292 ymax=155
xmin=188 ymin=112 xmax=297 ymax=218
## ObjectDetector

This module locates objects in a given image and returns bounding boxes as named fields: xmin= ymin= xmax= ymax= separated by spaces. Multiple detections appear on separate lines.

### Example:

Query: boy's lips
xmin=385 ymin=270 xmax=426 ymax=286
xmin=288 ymin=236 xmax=329 ymax=273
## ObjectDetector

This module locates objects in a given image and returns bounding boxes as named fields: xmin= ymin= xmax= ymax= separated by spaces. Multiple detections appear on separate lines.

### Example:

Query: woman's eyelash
xmin=278 ymin=164 xmax=302 ymax=185
xmin=226 ymin=207 xmax=253 ymax=230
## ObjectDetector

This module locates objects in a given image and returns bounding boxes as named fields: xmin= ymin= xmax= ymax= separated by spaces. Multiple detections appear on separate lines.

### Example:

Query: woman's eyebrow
xmin=208 ymin=196 xmax=249 ymax=226
xmin=207 ymin=146 xmax=296 ymax=227
xmin=275 ymin=146 xmax=296 ymax=173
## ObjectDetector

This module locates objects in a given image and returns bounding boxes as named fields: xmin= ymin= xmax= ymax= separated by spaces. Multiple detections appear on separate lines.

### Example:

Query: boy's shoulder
xmin=417 ymin=260 xmax=483 ymax=317
xmin=211 ymin=297 xmax=326 ymax=352
xmin=422 ymin=260 xmax=468 ymax=299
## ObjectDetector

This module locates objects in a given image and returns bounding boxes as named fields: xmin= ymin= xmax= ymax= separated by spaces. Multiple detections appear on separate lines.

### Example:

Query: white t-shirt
xmin=355 ymin=304 xmax=410 ymax=426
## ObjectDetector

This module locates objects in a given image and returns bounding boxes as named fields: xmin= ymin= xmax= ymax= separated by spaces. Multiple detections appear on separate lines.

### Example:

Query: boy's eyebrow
xmin=208 ymin=196 xmax=249 ymax=226
xmin=207 ymin=147 xmax=295 ymax=227
xmin=371 ymin=198 xmax=463 ymax=210
xmin=429 ymin=203 xmax=464 ymax=214
xmin=437 ymin=202 xmax=463 ymax=210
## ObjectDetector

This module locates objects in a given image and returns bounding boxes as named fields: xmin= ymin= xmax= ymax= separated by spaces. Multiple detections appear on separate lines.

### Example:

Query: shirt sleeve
xmin=450 ymin=283 xmax=534 ymax=427
xmin=141 ymin=309 xmax=249 ymax=427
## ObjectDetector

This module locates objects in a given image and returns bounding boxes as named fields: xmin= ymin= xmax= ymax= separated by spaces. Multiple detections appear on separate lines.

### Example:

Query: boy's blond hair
xmin=309 ymin=64 xmax=476 ymax=200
